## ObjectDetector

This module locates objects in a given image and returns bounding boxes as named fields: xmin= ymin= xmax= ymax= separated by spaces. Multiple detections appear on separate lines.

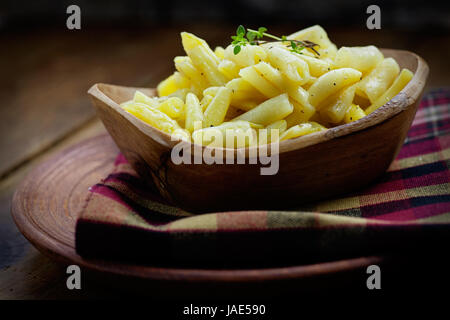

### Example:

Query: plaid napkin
xmin=76 ymin=89 xmax=450 ymax=266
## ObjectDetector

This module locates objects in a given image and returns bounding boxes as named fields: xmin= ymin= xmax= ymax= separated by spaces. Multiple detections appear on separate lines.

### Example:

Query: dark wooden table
xmin=0 ymin=24 xmax=449 ymax=299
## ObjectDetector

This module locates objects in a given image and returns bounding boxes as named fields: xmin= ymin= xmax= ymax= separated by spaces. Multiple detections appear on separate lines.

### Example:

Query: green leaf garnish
xmin=237 ymin=25 xmax=245 ymax=37
xmin=230 ymin=25 xmax=320 ymax=56
xmin=246 ymin=31 xmax=256 ymax=42
xmin=258 ymin=27 xmax=267 ymax=35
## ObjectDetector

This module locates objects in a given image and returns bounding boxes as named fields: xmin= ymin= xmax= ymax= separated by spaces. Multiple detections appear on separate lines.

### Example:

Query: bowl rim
xmin=88 ymin=48 xmax=429 ymax=156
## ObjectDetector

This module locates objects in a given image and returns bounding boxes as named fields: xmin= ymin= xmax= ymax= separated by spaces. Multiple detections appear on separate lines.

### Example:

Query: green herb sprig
xmin=231 ymin=25 xmax=320 ymax=56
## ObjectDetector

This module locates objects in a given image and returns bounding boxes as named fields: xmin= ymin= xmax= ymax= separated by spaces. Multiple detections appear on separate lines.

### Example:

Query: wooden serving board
xmin=11 ymin=134 xmax=382 ymax=295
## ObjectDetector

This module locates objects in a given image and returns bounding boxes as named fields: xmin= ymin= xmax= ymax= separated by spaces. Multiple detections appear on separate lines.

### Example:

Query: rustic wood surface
xmin=0 ymin=25 xmax=449 ymax=299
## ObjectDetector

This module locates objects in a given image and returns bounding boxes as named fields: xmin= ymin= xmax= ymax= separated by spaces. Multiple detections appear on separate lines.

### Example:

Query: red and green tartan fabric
xmin=76 ymin=89 xmax=450 ymax=266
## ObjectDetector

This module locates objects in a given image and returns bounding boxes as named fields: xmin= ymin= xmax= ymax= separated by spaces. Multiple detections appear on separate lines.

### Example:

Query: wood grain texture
xmin=0 ymin=120 xmax=110 ymax=299
xmin=10 ymin=134 xmax=382 ymax=287
xmin=89 ymin=49 xmax=429 ymax=212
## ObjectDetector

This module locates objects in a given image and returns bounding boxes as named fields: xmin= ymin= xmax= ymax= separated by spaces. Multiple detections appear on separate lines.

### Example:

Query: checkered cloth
xmin=76 ymin=89 xmax=450 ymax=266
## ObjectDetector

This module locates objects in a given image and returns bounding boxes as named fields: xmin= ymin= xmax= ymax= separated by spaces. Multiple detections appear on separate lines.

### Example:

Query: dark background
xmin=0 ymin=0 xmax=449 ymax=30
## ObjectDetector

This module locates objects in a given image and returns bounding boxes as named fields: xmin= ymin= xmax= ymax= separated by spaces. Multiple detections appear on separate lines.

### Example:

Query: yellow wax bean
xmin=357 ymin=58 xmax=400 ymax=103
xmin=344 ymin=104 xmax=366 ymax=123
xmin=200 ymin=94 xmax=214 ymax=112
xmin=181 ymin=32 xmax=227 ymax=86
xmin=280 ymin=122 xmax=327 ymax=141
xmin=218 ymin=59 xmax=240 ymax=80
xmin=192 ymin=121 xmax=256 ymax=147
xmin=174 ymin=56 xmax=209 ymax=94
xmin=185 ymin=93 xmax=204 ymax=132
xmin=123 ymin=102 xmax=182 ymax=136
xmin=233 ymin=93 xmax=293 ymax=126
xmin=253 ymin=62 xmax=284 ymax=90
xmin=214 ymin=46 xmax=226 ymax=59
xmin=268 ymin=46 xmax=310 ymax=85
xmin=223 ymin=44 xmax=268 ymax=68
xmin=226 ymin=78 xmax=265 ymax=103
xmin=133 ymin=90 xmax=159 ymax=107
xmin=334 ymin=46 xmax=384 ymax=74
xmin=204 ymin=87 xmax=232 ymax=127
xmin=285 ymin=101 xmax=316 ymax=128
xmin=157 ymin=97 xmax=185 ymax=119
xmin=203 ymin=86 xmax=221 ymax=97
xmin=308 ymin=68 xmax=362 ymax=107
xmin=259 ymin=119 xmax=288 ymax=144
xmin=157 ymin=72 xmax=190 ymax=97
xmin=296 ymin=54 xmax=333 ymax=77
xmin=239 ymin=65 xmax=280 ymax=98
xmin=319 ymin=84 xmax=356 ymax=124
xmin=231 ymin=100 xmax=259 ymax=112
xmin=365 ymin=68 xmax=414 ymax=114
xmin=167 ymin=88 xmax=190 ymax=101
xmin=288 ymin=25 xmax=337 ymax=59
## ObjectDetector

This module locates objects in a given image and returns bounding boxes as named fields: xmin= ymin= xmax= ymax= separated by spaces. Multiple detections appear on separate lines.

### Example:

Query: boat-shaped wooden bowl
xmin=88 ymin=49 xmax=428 ymax=212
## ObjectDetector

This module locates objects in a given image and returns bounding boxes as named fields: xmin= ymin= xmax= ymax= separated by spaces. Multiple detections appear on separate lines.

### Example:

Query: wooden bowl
xmin=88 ymin=49 xmax=428 ymax=212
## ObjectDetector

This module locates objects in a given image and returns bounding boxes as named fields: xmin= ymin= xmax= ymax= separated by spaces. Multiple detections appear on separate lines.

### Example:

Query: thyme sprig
xmin=231 ymin=25 xmax=320 ymax=56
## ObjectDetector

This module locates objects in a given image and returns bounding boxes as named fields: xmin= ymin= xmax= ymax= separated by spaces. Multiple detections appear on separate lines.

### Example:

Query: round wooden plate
xmin=11 ymin=134 xmax=382 ymax=288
